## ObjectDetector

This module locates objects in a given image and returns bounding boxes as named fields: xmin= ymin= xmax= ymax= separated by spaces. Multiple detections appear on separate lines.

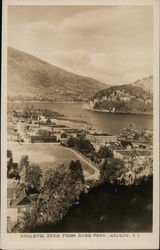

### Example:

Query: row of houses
xmin=25 ymin=119 xmax=84 ymax=143
xmin=120 ymin=128 xmax=153 ymax=143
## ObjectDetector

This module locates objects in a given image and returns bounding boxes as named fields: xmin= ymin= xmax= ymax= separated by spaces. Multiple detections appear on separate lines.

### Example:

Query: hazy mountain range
xmin=8 ymin=47 xmax=108 ymax=102
xmin=8 ymin=47 xmax=153 ymax=114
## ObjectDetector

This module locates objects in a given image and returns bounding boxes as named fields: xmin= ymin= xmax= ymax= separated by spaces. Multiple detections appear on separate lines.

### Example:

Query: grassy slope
xmin=8 ymin=47 xmax=107 ymax=102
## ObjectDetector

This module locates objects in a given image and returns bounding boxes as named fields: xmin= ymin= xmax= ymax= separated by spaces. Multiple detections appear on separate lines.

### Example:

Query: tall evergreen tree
xmin=69 ymin=160 xmax=85 ymax=184
xmin=18 ymin=155 xmax=29 ymax=184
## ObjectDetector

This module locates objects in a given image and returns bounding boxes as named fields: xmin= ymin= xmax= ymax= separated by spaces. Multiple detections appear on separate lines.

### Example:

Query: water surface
xmin=28 ymin=102 xmax=153 ymax=134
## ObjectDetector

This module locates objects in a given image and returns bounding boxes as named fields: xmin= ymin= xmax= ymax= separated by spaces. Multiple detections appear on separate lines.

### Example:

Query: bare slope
xmin=8 ymin=47 xmax=107 ymax=102
xmin=132 ymin=75 xmax=153 ymax=94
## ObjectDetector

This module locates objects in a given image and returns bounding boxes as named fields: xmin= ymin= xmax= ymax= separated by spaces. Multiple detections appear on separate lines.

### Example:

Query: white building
xmin=86 ymin=133 xmax=117 ymax=145
xmin=7 ymin=208 xmax=18 ymax=223
xmin=113 ymin=150 xmax=123 ymax=159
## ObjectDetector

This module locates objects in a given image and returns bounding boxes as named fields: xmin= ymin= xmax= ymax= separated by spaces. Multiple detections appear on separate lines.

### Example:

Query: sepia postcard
xmin=1 ymin=0 xmax=159 ymax=249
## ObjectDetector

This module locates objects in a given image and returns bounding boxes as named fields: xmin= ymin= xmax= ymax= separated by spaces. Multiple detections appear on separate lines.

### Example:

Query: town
xmin=8 ymin=107 xmax=153 ymax=154
xmin=7 ymin=107 xmax=153 ymax=232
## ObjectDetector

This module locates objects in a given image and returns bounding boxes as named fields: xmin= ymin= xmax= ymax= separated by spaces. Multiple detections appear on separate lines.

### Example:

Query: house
xmin=126 ymin=145 xmax=132 ymax=150
xmin=28 ymin=124 xmax=40 ymax=134
xmin=37 ymin=115 xmax=47 ymax=122
xmin=45 ymin=125 xmax=66 ymax=133
xmin=39 ymin=124 xmax=54 ymax=132
xmin=132 ymin=143 xmax=139 ymax=149
xmin=127 ymin=134 xmax=135 ymax=140
xmin=10 ymin=189 xmax=37 ymax=214
xmin=91 ymin=142 xmax=101 ymax=152
xmin=7 ymin=187 xmax=20 ymax=208
xmin=62 ymin=128 xmax=79 ymax=134
xmin=7 ymin=188 xmax=38 ymax=232
xmin=113 ymin=150 xmax=123 ymax=159
xmin=7 ymin=186 xmax=21 ymax=232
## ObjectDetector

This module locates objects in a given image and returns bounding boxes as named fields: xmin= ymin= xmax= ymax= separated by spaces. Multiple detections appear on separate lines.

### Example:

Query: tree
xmin=18 ymin=155 xmax=29 ymax=184
xmin=25 ymin=164 xmax=42 ymax=193
xmin=25 ymin=163 xmax=85 ymax=229
xmin=67 ymin=137 xmax=94 ymax=154
xmin=67 ymin=137 xmax=75 ymax=147
xmin=120 ymin=140 xmax=132 ymax=148
xmin=61 ymin=132 xmax=67 ymax=138
xmin=7 ymin=149 xmax=12 ymax=158
xmin=69 ymin=160 xmax=84 ymax=184
xmin=7 ymin=151 xmax=13 ymax=178
xmin=12 ymin=160 xmax=86 ymax=232
xmin=96 ymin=146 xmax=113 ymax=159
xmin=100 ymin=158 xmax=125 ymax=184
xmin=35 ymin=166 xmax=72 ymax=226
xmin=7 ymin=163 xmax=20 ymax=180
xmin=7 ymin=150 xmax=20 ymax=179
xmin=12 ymin=206 xmax=37 ymax=233
xmin=46 ymin=118 xmax=51 ymax=125
xmin=77 ymin=139 xmax=94 ymax=154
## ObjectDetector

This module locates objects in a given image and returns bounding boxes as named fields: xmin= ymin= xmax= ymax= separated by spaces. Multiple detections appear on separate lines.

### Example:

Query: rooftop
xmin=10 ymin=189 xmax=34 ymax=208
xmin=87 ymin=133 xmax=115 ymax=137
xmin=7 ymin=187 xmax=20 ymax=200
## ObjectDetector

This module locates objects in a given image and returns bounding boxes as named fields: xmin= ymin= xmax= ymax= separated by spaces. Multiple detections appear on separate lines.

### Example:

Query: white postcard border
xmin=1 ymin=0 xmax=159 ymax=249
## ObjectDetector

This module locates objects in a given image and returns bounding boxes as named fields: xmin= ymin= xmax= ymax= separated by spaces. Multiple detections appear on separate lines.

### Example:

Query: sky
xmin=8 ymin=5 xmax=153 ymax=85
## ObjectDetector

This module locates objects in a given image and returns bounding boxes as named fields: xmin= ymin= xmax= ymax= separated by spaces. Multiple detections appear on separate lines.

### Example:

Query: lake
xmin=27 ymin=102 xmax=153 ymax=134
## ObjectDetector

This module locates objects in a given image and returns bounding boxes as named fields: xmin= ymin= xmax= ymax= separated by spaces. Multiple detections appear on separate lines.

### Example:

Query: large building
xmin=86 ymin=133 xmax=117 ymax=148
xmin=30 ymin=135 xmax=57 ymax=143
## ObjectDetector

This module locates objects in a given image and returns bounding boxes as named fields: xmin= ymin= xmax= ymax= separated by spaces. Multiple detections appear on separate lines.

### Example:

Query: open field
xmin=7 ymin=143 xmax=95 ymax=177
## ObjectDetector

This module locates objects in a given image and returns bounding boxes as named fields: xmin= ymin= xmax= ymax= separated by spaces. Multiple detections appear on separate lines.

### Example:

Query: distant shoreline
xmin=8 ymin=100 xmax=153 ymax=116
xmin=8 ymin=100 xmax=83 ymax=104
xmin=83 ymin=103 xmax=153 ymax=116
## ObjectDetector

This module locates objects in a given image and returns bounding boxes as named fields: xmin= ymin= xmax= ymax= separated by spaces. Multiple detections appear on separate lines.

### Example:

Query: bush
xmin=100 ymin=158 xmax=125 ymax=184
xmin=25 ymin=164 xmax=42 ymax=193
xmin=67 ymin=137 xmax=94 ymax=155
xmin=17 ymin=161 xmax=85 ymax=231
xmin=96 ymin=146 xmax=113 ymax=159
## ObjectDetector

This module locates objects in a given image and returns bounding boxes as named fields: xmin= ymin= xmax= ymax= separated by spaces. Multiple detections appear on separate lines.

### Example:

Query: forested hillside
xmin=88 ymin=76 xmax=153 ymax=114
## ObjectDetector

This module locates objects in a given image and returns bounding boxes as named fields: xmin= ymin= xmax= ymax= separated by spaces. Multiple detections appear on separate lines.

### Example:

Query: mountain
xmin=8 ymin=47 xmax=108 ymax=102
xmin=88 ymin=76 xmax=153 ymax=114
xmin=132 ymin=75 xmax=153 ymax=94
